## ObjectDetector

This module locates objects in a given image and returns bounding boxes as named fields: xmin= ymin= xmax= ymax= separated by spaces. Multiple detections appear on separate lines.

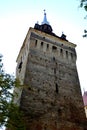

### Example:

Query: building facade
xmin=16 ymin=12 xmax=87 ymax=130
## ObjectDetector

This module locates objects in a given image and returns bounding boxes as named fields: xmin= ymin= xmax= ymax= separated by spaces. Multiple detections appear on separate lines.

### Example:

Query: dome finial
xmin=44 ymin=9 xmax=46 ymax=15
xmin=41 ymin=9 xmax=49 ymax=25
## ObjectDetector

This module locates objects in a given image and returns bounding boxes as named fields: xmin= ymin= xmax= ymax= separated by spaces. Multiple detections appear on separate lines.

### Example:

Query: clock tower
xmin=15 ymin=11 xmax=87 ymax=130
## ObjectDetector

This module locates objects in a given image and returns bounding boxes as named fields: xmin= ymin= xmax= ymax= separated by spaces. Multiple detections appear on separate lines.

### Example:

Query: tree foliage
xmin=0 ymin=54 xmax=26 ymax=130
xmin=80 ymin=0 xmax=87 ymax=11
xmin=80 ymin=0 xmax=87 ymax=37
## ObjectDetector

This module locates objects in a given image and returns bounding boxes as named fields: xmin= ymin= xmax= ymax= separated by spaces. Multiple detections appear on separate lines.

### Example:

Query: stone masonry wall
xmin=16 ymin=28 xmax=87 ymax=130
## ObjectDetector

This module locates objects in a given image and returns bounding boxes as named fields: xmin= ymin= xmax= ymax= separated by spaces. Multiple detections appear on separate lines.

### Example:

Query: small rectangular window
xmin=52 ymin=46 xmax=57 ymax=51
xmin=41 ymin=42 xmax=43 ymax=46
xmin=47 ymin=44 xmax=49 ymax=48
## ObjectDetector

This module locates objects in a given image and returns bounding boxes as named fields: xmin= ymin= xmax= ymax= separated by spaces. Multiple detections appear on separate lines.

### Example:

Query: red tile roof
xmin=83 ymin=91 xmax=87 ymax=106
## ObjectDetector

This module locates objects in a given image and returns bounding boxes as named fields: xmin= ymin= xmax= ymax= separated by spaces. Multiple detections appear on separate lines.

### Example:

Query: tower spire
xmin=41 ymin=9 xmax=49 ymax=25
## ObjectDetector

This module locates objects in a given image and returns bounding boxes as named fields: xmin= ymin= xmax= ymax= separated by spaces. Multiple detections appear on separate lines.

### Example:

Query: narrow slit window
xmin=54 ymin=68 xmax=56 ymax=74
xmin=66 ymin=51 xmax=68 ymax=58
xmin=60 ymin=48 xmax=63 ymax=56
xmin=53 ymin=57 xmax=55 ymax=61
xmin=18 ymin=61 xmax=23 ymax=72
xmin=35 ymin=40 xmax=37 ymax=47
xmin=41 ymin=42 xmax=43 ymax=46
xmin=60 ymin=49 xmax=63 ymax=53
xmin=71 ymin=53 xmax=73 ymax=59
xmin=47 ymin=44 xmax=49 ymax=50
xmin=56 ymin=83 xmax=58 ymax=93
xmin=40 ymin=42 xmax=43 ymax=50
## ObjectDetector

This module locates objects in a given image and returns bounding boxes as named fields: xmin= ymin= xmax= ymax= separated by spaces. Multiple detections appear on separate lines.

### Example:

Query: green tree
xmin=80 ymin=0 xmax=87 ymax=37
xmin=80 ymin=0 xmax=87 ymax=11
xmin=0 ymin=54 xmax=26 ymax=130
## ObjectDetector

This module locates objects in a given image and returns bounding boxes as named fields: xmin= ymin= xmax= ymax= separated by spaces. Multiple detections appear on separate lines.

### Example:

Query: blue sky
xmin=0 ymin=0 xmax=87 ymax=94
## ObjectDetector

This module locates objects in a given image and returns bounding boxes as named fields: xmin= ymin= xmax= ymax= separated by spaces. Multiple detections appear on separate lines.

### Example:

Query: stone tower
xmin=16 ymin=11 xmax=87 ymax=130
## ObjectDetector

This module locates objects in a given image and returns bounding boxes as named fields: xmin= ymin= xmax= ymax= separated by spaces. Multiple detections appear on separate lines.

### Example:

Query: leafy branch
xmin=0 ymin=54 xmax=26 ymax=130
xmin=80 ymin=0 xmax=87 ymax=37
